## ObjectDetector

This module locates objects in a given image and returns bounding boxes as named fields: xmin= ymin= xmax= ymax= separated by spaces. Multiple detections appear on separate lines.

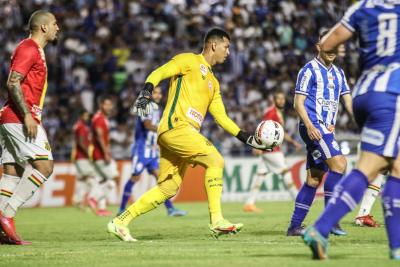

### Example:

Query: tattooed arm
xmin=7 ymin=71 xmax=29 ymax=115
xmin=6 ymin=71 xmax=37 ymax=140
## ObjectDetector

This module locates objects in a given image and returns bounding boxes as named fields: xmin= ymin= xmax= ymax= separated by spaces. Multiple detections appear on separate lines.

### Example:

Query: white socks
xmin=2 ymin=169 xmax=47 ymax=218
xmin=246 ymin=173 xmax=268 ymax=205
xmin=0 ymin=174 xmax=20 ymax=211
xmin=88 ymin=178 xmax=115 ymax=210
xmin=73 ymin=179 xmax=89 ymax=205
xmin=357 ymin=173 xmax=385 ymax=217
xmin=282 ymin=171 xmax=298 ymax=200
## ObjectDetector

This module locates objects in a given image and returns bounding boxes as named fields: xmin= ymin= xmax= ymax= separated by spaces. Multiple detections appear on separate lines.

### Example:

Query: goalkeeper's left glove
xmin=236 ymin=130 xmax=272 ymax=151
xmin=131 ymin=83 xmax=154 ymax=117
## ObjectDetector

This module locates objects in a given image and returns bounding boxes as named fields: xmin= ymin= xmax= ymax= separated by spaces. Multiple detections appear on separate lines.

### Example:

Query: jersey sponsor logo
xmin=31 ymin=105 xmax=43 ymax=119
xmin=186 ymin=107 xmax=204 ymax=126
xmin=299 ymin=73 xmax=309 ymax=90
xmin=200 ymin=64 xmax=208 ymax=79
xmin=361 ymin=127 xmax=385 ymax=146
xmin=317 ymin=98 xmax=338 ymax=112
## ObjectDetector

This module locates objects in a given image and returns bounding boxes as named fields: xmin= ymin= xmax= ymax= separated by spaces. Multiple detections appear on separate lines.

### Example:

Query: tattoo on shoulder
xmin=7 ymin=71 xmax=29 ymax=115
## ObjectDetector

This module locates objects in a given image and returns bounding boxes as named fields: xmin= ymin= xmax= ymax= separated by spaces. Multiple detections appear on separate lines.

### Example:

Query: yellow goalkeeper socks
xmin=205 ymin=168 xmax=224 ymax=225
xmin=116 ymin=186 xmax=167 ymax=226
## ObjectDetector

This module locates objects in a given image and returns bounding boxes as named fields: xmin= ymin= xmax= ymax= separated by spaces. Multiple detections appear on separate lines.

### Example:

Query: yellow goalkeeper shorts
xmin=157 ymin=125 xmax=224 ymax=184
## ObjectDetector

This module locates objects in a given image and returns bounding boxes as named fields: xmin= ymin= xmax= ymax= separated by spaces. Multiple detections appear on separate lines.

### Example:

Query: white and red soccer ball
xmin=255 ymin=120 xmax=284 ymax=149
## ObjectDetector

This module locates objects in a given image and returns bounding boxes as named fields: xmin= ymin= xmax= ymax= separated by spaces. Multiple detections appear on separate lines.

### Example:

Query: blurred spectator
xmin=0 ymin=0 xmax=359 ymax=160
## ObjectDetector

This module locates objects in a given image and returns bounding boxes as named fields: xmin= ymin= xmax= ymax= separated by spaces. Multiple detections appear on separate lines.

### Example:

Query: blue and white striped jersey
xmin=132 ymin=104 xmax=159 ymax=159
xmin=341 ymin=0 xmax=400 ymax=96
xmin=295 ymin=58 xmax=351 ymax=133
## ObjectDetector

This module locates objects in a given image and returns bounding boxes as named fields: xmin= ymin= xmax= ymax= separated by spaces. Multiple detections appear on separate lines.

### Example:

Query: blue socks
xmin=382 ymin=176 xmax=400 ymax=250
xmin=289 ymin=171 xmax=342 ymax=229
xmin=290 ymin=183 xmax=317 ymax=228
xmin=315 ymin=169 xmax=368 ymax=238
xmin=119 ymin=179 xmax=135 ymax=212
xmin=324 ymin=170 xmax=343 ymax=206
xmin=164 ymin=199 xmax=174 ymax=210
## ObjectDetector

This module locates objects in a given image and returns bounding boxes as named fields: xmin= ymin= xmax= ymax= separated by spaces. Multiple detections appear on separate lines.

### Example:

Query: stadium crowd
xmin=0 ymin=0 xmax=359 ymax=160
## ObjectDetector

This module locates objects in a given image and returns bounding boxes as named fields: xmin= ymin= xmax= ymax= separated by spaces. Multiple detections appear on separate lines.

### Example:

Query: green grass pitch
xmin=0 ymin=200 xmax=397 ymax=267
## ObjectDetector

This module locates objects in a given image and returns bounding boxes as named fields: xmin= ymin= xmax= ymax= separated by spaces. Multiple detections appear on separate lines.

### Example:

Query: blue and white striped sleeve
xmin=140 ymin=106 xmax=154 ymax=121
xmin=295 ymin=66 xmax=313 ymax=96
xmin=340 ymin=68 xmax=351 ymax=96
xmin=341 ymin=0 xmax=364 ymax=33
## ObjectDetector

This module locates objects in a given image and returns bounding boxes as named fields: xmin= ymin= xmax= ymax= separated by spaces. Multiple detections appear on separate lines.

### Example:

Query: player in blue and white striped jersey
xmin=303 ymin=0 xmax=400 ymax=260
xmin=118 ymin=86 xmax=187 ymax=217
xmin=287 ymin=30 xmax=353 ymax=237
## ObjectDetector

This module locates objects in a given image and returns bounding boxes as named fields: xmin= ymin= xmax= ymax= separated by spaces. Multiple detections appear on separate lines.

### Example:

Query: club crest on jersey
xmin=312 ymin=150 xmax=322 ymax=160
xmin=44 ymin=142 xmax=51 ymax=151
xmin=200 ymin=64 xmax=208 ymax=78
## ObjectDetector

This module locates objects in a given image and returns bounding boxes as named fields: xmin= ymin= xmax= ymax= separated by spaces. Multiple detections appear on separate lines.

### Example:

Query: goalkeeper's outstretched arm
xmin=209 ymin=89 xmax=269 ymax=150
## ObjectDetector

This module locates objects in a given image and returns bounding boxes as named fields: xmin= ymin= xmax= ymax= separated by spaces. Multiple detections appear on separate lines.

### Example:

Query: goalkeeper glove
xmin=236 ymin=130 xmax=272 ymax=151
xmin=131 ymin=83 xmax=154 ymax=117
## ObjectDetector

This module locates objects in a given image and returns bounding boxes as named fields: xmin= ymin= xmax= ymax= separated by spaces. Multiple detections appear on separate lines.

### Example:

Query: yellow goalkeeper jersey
xmin=146 ymin=53 xmax=240 ymax=136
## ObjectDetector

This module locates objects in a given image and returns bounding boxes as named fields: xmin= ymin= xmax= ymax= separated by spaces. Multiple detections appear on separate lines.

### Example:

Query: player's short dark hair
xmin=204 ymin=28 xmax=230 ymax=43
xmin=98 ymin=95 xmax=113 ymax=104
xmin=319 ymin=29 xmax=330 ymax=40
xmin=79 ymin=109 xmax=89 ymax=116
xmin=273 ymin=89 xmax=285 ymax=99
xmin=28 ymin=10 xmax=52 ymax=32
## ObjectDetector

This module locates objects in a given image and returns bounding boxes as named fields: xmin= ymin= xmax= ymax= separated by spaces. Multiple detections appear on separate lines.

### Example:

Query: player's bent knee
xmin=131 ymin=175 xmax=141 ymax=182
xmin=337 ymin=157 xmax=347 ymax=173
xmin=158 ymin=175 xmax=181 ymax=199
xmin=206 ymin=152 xmax=224 ymax=169
xmin=328 ymin=156 xmax=347 ymax=174
xmin=391 ymin=162 xmax=400 ymax=178
xmin=32 ymin=160 xmax=54 ymax=178
xmin=306 ymin=176 xmax=321 ymax=188
xmin=3 ymin=163 xmax=24 ymax=177
xmin=205 ymin=167 xmax=223 ymax=179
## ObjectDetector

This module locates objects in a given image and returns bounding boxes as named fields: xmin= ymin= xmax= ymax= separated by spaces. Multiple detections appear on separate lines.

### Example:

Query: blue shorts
xmin=131 ymin=155 xmax=159 ymax=176
xmin=299 ymin=124 xmax=342 ymax=171
xmin=353 ymin=92 xmax=400 ymax=158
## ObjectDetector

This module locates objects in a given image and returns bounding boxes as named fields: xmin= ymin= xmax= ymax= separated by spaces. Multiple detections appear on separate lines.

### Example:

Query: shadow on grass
xmin=247 ymin=253 xmax=310 ymax=259
xmin=247 ymin=230 xmax=286 ymax=236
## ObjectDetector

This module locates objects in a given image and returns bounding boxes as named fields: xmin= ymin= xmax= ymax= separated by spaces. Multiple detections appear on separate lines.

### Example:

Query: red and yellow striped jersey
xmin=0 ymin=38 xmax=48 ymax=124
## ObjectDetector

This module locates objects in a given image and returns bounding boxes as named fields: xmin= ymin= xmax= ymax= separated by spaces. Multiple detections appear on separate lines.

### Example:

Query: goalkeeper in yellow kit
xmin=107 ymin=28 xmax=270 ymax=241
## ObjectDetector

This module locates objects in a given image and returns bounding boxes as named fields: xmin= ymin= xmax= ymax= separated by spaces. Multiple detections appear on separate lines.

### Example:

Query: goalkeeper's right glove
xmin=131 ymin=83 xmax=154 ymax=117
xmin=236 ymin=130 xmax=272 ymax=151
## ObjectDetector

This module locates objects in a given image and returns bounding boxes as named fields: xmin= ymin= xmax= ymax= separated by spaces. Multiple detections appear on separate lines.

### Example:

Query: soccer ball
xmin=255 ymin=120 xmax=284 ymax=148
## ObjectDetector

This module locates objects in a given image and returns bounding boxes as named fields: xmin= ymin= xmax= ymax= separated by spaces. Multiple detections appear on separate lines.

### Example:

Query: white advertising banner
xmin=17 ymin=154 xmax=358 ymax=207
xmin=222 ymin=155 xmax=358 ymax=202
